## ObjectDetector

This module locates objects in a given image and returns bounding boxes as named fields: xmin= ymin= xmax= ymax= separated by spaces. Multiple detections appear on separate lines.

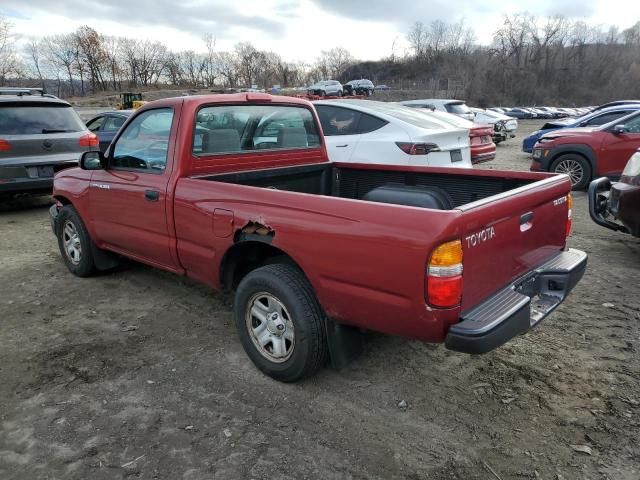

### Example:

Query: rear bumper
xmin=471 ymin=151 xmax=496 ymax=164
xmin=589 ymin=176 xmax=640 ymax=236
xmin=0 ymin=177 xmax=53 ymax=194
xmin=445 ymin=248 xmax=587 ymax=354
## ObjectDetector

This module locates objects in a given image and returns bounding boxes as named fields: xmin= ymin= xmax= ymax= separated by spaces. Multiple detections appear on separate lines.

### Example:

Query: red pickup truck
xmin=49 ymin=94 xmax=587 ymax=382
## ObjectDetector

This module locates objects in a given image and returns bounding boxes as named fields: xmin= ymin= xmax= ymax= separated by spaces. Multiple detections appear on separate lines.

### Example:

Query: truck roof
xmin=142 ymin=93 xmax=315 ymax=110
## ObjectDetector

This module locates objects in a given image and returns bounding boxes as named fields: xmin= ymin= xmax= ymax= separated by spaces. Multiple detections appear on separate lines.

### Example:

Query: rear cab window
xmin=193 ymin=104 xmax=321 ymax=155
xmin=0 ymin=103 xmax=85 ymax=135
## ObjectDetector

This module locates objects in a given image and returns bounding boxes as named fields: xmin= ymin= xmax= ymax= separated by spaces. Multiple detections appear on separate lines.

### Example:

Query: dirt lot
xmin=1 ymin=120 xmax=639 ymax=480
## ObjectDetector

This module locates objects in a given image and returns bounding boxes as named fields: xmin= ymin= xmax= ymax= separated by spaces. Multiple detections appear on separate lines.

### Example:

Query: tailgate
xmin=457 ymin=175 xmax=572 ymax=311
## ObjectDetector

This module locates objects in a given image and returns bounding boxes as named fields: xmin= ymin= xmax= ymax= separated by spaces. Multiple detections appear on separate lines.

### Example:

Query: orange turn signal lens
xmin=429 ymin=240 xmax=463 ymax=267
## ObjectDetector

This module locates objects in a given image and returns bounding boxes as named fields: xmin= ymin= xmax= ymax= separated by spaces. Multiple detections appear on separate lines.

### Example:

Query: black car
xmin=0 ymin=87 xmax=96 ymax=199
xmin=343 ymin=79 xmax=374 ymax=96
xmin=86 ymin=110 xmax=133 ymax=152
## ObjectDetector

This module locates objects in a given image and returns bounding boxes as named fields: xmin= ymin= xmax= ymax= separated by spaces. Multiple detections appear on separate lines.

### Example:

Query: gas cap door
xmin=213 ymin=209 xmax=234 ymax=238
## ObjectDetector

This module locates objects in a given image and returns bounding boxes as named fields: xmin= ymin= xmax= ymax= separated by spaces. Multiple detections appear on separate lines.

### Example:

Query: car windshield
xmin=445 ymin=102 xmax=472 ymax=115
xmin=0 ymin=104 xmax=85 ymax=135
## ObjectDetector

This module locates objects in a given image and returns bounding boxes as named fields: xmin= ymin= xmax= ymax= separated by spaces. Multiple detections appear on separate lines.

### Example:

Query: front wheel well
xmin=53 ymin=195 xmax=72 ymax=206
xmin=220 ymin=241 xmax=301 ymax=291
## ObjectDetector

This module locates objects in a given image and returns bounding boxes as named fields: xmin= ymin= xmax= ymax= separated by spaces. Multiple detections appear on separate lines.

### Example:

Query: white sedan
xmin=314 ymin=100 xmax=472 ymax=168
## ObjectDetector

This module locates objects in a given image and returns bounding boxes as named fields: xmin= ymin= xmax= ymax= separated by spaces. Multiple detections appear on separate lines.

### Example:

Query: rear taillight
xmin=566 ymin=193 xmax=573 ymax=237
xmin=0 ymin=139 xmax=11 ymax=151
xmin=396 ymin=142 xmax=440 ymax=155
xmin=427 ymin=240 xmax=463 ymax=308
xmin=79 ymin=133 xmax=99 ymax=147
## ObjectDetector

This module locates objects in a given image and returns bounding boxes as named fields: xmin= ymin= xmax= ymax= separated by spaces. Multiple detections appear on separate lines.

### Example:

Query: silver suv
xmin=0 ymin=88 xmax=96 ymax=199
xmin=307 ymin=80 xmax=343 ymax=97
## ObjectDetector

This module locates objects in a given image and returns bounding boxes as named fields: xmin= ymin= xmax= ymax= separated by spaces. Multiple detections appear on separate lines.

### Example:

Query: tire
xmin=320 ymin=90 xmax=326 ymax=97
xmin=55 ymin=205 xmax=98 ymax=277
xmin=337 ymin=89 xmax=343 ymax=97
xmin=550 ymin=154 xmax=592 ymax=190
xmin=234 ymin=264 xmax=328 ymax=382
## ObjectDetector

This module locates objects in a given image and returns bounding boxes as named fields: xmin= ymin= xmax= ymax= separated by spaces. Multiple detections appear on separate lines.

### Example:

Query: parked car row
xmin=489 ymin=106 xmax=593 ymax=119
xmin=306 ymin=79 xmax=390 ymax=98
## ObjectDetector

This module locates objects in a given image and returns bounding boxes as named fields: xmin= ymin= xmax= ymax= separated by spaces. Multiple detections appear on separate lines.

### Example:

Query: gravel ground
xmin=1 ymin=120 xmax=639 ymax=480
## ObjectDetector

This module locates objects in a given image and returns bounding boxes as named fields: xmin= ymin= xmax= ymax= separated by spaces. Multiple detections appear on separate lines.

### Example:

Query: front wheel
xmin=551 ymin=154 xmax=592 ymax=190
xmin=56 ymin=205 xmax=97 ymax=277
xmin=337 ymin=90 xmax=343 ymax=97
xmin=234 ymin=264 xmax=328 ymax=382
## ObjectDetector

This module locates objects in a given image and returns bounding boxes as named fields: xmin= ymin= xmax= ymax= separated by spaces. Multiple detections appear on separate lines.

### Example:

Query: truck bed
xmin=199 ymin=163 xmax=535 ymax=208
xmin=203 ymin=163 xmax=534 ymax=209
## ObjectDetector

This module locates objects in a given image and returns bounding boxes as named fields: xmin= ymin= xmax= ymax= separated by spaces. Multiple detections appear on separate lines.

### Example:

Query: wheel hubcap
xmin=555 ymin=159 xmax=584 ymax=186
xmin=62 ymin=220 xmax=82 ymax=265
xmin=246 ymin=293 xmax=295 ymax=363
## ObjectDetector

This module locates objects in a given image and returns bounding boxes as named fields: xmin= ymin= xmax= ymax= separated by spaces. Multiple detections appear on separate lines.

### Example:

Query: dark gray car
xmin=0 ymin=88 xmax=96 ymax=199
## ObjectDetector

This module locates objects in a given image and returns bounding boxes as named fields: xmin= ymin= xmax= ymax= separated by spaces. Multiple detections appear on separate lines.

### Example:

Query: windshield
xmin=445 ymin=102 xmax=472 ymax=115
xmin=0 ymin=104 xmax=85 ymax=135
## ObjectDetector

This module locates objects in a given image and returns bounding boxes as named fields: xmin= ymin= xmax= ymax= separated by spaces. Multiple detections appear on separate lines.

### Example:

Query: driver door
xmin=88 ymin=108 xmax=177 ymax=269
xmin=599 ymin=114 xmax=640 ymax=177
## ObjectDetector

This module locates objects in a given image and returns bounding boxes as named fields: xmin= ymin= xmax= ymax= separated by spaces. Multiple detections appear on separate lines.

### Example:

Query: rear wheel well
xmin=220 ymin=241 xmax=300 ymax=291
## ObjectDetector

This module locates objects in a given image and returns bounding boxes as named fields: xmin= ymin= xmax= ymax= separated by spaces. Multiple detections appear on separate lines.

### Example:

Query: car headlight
xmin=622 ymin=151 xmax=640 ymax=177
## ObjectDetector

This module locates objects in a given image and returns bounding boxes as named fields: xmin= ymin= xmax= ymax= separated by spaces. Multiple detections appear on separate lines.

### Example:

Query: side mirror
xmin=612 ymin=124 xmax=628 ymax=135
xmin=80 ymin=151 xmax=105 ymax=170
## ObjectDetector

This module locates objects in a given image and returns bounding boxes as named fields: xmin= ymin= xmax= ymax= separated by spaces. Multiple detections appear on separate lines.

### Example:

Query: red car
xmin=470 ymin=124 xmax=496 ymax=164
xmin=48 ymin=93 xmax=586 ymax=382
xmin=531 ymin=110 xmax=640 ymax=189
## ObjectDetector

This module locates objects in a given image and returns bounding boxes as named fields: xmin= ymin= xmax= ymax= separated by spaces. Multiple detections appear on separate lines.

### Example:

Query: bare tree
xmin=0 ymin=16 xmax=22 ymax=85
xmin=44 ymin=34 xmax=77 ymax=96
xmin=202 ymin=33 xmax=216 ymax=87
xmin=24 ymin=39 xmax=46 ymax=89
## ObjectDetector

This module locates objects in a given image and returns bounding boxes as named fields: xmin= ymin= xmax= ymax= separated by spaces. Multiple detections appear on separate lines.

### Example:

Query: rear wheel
xmin=337 ymin=89 xmax=343 ymax=97
xmin=234 ymin=264 xmax=328 ymax=382
xmin=551 ymin=154 xmax=591 ymax=190
xmin=56 ymin=205 xmax=97 ymax=277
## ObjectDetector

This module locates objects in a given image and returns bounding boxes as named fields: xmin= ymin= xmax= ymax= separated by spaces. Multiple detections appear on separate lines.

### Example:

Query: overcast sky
xmin=4 ymin=1 xmax=640 ymax=61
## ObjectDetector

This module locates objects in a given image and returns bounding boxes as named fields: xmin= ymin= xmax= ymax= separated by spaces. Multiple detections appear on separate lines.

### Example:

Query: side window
xmin=112 ymin=108 xmax=173 ymax=172
xmin=583 ymin=111 xmax=627 ymax=127
xmin=622 ymin=115 xmax=640 ymax=133
xmin=86 ymin=116 xmax=104 ymax=133
xmin=315 ymin=105 xmax=361 ymax=136
xmin=103 ymin=115 xmax=127 ymax=132
xmin=193 ymin=105 xmax=321 ymax=155
xmin=357 ymin=112 xmax=388 ymax=134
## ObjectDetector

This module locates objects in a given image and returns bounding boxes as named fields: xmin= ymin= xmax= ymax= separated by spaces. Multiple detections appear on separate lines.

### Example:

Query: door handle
xmin=520 ymin=212 xmax=534 ymax=224
xmin=145 ymin=190 xmax=160 ymax=201
xmin=336 ymin=144 xmax=349 ymax=148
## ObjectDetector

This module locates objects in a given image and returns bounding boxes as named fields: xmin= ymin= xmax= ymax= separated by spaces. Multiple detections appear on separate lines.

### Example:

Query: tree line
xmin=2 ymin=14 xmax=640 ymax=105
xmin=351 ymin=15 xmax=640 ymax=105
xmin=0 ymin=17 xmax=355 ymax=97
